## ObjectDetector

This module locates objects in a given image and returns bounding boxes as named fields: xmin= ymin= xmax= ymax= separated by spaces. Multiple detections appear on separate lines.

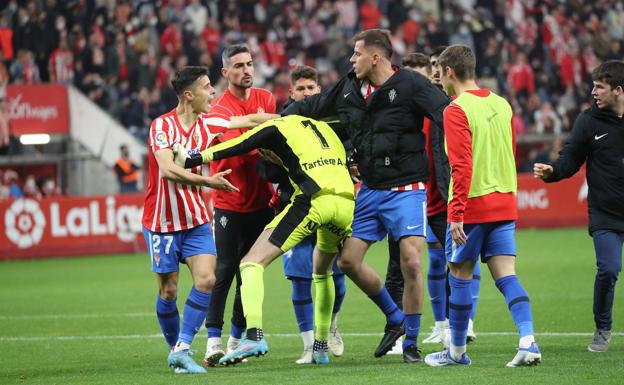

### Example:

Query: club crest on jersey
xmin=220 ymin=215 xmax=228 ymax=228
xmin=389 ymin=89 xmax=397 ymax=103
xmin=257 ymin=107 xmax=265 ymax=113
xmin=155 ymin=132 xmax=167 ymax=147
xmin=154 ymin=252 xmax=161 ymax=267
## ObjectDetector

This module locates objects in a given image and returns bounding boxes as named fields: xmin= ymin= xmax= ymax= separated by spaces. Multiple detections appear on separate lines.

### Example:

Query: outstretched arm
xmin=155 ymin=148 xmax=239 ymax=192
xmin=228 ymin=113 xmax=279 ymax=129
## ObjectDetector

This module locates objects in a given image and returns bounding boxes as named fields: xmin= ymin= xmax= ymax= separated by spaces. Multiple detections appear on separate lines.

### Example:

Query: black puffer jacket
xmin=283 ymin=68 xmax=450 ymax=189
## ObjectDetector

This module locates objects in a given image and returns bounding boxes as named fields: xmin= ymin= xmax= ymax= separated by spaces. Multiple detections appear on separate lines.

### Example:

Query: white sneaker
xmin=328 ymin=326 xmax=344 ymax=357
xmin=387 ymin=336 xmax=403 ymax=355
xmin=467 ymin=319 xmax=477 ymax=342
xmin=204 ymin=337 xmax=225 ymax=367
xmin=226 ymin=336 xmax=248 ymax=363
xmin=506 ymin=342 xmax=542 ymax=368
xmin=423 ymin=321 xmax=449 ymax=344
xmin=296 ymin=345 xmax=313 ymax=364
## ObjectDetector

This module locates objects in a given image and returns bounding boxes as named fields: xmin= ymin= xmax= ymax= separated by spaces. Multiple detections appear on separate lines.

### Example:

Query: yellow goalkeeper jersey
xmin=206 ymin=115 xmax=354 ymax=199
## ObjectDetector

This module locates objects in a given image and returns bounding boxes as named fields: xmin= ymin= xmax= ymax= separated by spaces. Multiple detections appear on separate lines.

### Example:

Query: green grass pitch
xmin=1 ymin=228 xmax=623 ymax=384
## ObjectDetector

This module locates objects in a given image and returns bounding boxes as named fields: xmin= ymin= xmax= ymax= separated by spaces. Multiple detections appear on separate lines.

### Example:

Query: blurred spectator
xmin=0 ymin=14 xmax=13 ymax=62
xmin=507 ymin=52 xmax=535 ymax=100
xmin=534 ymin=101 xmax=563 ymax=135
xmin=10 ymin=50 xmax=40 ymax=83
xmin=3 ymin=169 xmax=23 ymax=198
xmin=22 ymin=174 xmax=42 ymax=199
xmin=360 ymin=0 xmax=382 ymax=31
xmin=41 ymin=177 xmax=59 ymax=197
xmin=113 ymin=144 xmax=140 ymax=193
xmin=48 ymin=36 xmax=73 ymax=83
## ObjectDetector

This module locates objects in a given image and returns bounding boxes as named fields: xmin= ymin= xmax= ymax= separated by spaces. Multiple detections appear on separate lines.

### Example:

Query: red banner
xmin=1 ymin=194 xmax=147 ymax=260
xmin=0 ymin=174 xmax=587 ymax=260
xmin=516 ymin=171 xmax=588 ymax=228
xmin=6 ymin=84 xmax=69 ymax=135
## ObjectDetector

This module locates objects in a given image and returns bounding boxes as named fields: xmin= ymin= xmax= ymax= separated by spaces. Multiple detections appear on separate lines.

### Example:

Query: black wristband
xmin=184 ymin=153 xmax=203 ymax=168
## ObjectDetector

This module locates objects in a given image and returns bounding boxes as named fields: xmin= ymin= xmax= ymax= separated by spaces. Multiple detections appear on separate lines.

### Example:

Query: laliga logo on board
xmin=5 ymin=199 xmax=46 ymax=249
xmin=4 ymin=197 xmax=143 ymax=249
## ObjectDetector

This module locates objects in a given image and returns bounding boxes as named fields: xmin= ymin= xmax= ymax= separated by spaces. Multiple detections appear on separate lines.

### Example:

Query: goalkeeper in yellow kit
xmin=176 ymin=114 xmax=355 ymax=365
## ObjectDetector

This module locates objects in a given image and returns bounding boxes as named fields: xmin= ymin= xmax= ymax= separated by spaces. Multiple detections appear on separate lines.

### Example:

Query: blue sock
xmin=332 ymin=274 xmax=346 ymax=314
xmin=470 ymin=263 xmax=481 ymax=320
xmin=427 ymin=246 xmax=447 ymax=322
xmin=369 ymin=287 xmax=404 ymax=326
xmin=156 ymin=296 xmax=179 ymax=349
xmin=403 ymin=313 xmax=421 ymax=349
xmin=448 ymin=274 xmax=472 ymax=348
xmin=291 ymin=278 xmax=313 ymax=332
xmin=495 ymin=275 xmax=534 ymax=338
xmin=178 ymin=286 xmax=212 ymax=345
xmin=207 ymin=327 xmax=221 ymax=339
xmin=230 ymin=322 xmax=245 ymax=339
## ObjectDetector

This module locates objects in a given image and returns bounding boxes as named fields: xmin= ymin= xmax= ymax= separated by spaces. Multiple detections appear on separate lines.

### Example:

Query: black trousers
xmin=205 ymin=207 xmax=274 ymax=330
xmin=385 ymin=211 xmax=448 ymax=310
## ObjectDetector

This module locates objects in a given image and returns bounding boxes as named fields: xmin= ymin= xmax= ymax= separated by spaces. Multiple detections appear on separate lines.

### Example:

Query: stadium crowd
xmin=0 ymin=0 xmax=622 ymax=163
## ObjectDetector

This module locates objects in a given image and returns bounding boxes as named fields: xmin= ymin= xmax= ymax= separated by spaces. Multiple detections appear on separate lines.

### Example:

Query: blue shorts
xmin=445 ymin=221 xmax=516 ymax=264
xmin=426 ymin=224 xmax=440 ymax=244
xmin=282 ymin=235 xmax=343 ymax=279
xmin=351 ymin=184 xmax=427 ymax=242
xmin=143 ymin=223 xmax=216 ymax=274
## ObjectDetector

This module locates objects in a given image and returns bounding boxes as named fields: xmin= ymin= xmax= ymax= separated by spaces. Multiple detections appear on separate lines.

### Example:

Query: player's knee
xmin=597 ymin=266 xmax=620 ymax=282
xmin=194 ymin=273 xmax=216 ymax=292
xmin=337 ymin=256 xmax=357 ymax=273
xmin=401 ymin=258 xmax=422 ymax=279
xmin=160 ymin=284 xmax=178 ymax=301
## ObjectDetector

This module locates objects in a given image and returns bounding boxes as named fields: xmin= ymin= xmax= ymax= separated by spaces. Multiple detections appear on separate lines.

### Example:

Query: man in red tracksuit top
xmin=202 ymin=44 xmax=276 ymax=366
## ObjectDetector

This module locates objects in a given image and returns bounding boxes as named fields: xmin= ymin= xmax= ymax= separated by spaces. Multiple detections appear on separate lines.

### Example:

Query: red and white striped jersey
xmin=142 ymin=108 xmax=218 ymax=233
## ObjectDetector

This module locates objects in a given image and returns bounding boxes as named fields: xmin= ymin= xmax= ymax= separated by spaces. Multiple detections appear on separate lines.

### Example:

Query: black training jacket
xmin=282 ymin=68 xmax=450 ymax=189
xmin=545 ymin=103 xmax=624 ymax=234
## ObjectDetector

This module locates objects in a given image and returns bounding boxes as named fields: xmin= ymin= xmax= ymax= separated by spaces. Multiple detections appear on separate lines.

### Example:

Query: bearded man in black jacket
xmin=534 ymin=60 xmax=624 ymax=353
xmin=283 ymin=29 xmax=450 ymax=362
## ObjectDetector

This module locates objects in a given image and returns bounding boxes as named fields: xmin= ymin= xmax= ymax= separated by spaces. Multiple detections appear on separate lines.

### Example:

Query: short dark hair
xmin=222 ymin=44 xmax=251 ymax=67
xmin=592 ymin=60 xmax=624 ymax=89
xmin=171 ymin=66 xmax=209 ymax=96
xmin=437 ymin=44 xmax=476 ymax=82
xmin=353 ymin=29 xmax=393 ymax=59
xmin=290 ymin=65 xmax=319 ymax=85
xmin=430 ymin=46 xmax=448 ymax=58
xmin=402 ymin=53 xmax=432 ymax=74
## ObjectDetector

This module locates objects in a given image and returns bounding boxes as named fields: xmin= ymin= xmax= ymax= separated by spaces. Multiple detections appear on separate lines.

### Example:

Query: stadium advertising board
xmin=516 ymin=171 xmax=587 ymax=228
xmin=0 ymin=194 xmax=147 ymax=259
xmin=6 ymin=84 xmax=69 ymax=135
xmin=0 ymin=173 xmax=586 ymax=260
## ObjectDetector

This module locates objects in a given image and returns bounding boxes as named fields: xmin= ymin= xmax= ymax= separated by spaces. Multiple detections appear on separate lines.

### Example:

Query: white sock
xmin=302 ymin=330 xmax=314 ymax=348
xmin=519 ymin=335 xmax=535 ymax=349
xmin=435 ymin=320 xmax=448 ymax=329
xmin=331 ymin=313 xmax=339 ymax=329
xmin=207 ymin=337 xmax=222 ymax=348
xmin=173 ymin=341 xmax=191 ymax=352
xmin=450 ymin=343 xmax=466 ymax=361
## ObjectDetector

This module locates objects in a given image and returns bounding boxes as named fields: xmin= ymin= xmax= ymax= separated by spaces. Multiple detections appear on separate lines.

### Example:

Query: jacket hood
xmin=590 ymin=100 xmax=624 ymax=124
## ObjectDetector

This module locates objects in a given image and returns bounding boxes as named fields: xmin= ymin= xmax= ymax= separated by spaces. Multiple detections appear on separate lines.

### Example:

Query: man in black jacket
xmin=283 ymin=29 xmax=450 ymax=362
xmin=534 ymin=60 xmax=624 ymax=353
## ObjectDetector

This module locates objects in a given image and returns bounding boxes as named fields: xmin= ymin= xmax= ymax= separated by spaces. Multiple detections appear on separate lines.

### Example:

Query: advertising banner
xmin=6 ymin=84 xmax=69 ymax=135
xmin=1 ymin=173 xmax=587 ymax=260
xmin=1 ymin=194 xmax=146 ymax=260
xmin=516 ymin=171 xmax=587 ymax=228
